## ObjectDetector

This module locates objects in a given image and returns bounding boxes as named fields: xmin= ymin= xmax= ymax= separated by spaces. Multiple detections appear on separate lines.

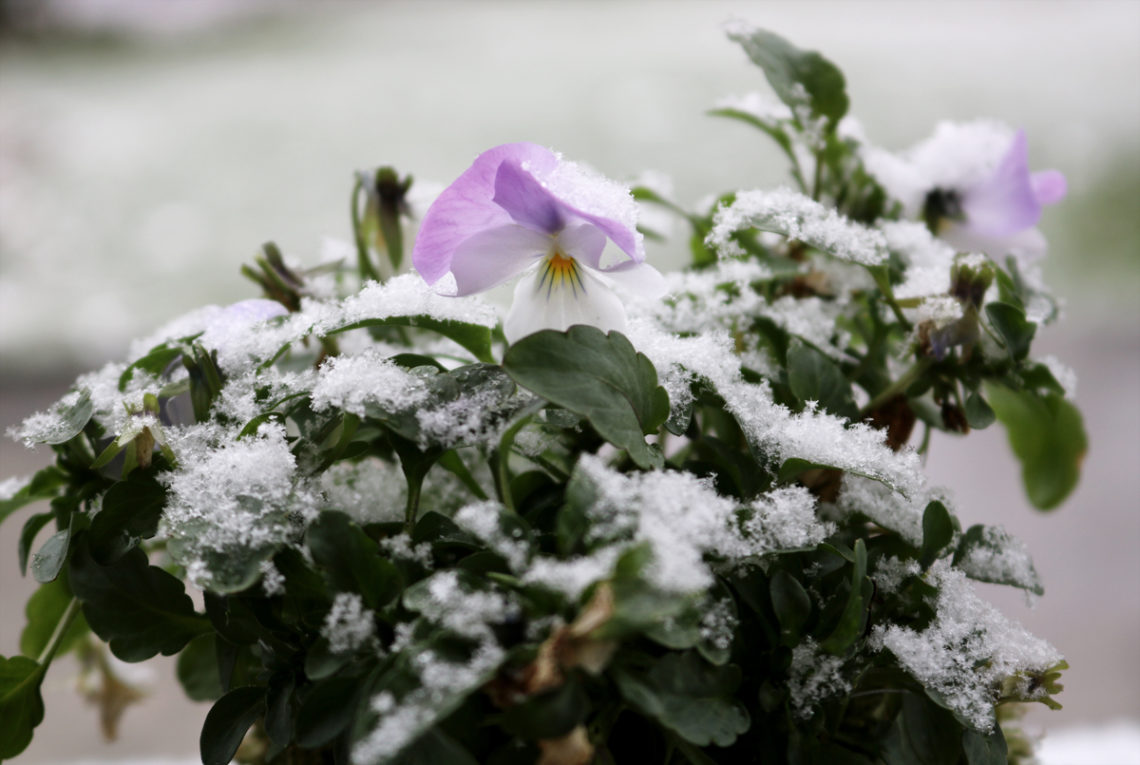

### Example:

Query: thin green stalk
xmin=38 ymin=596 xmax=81 ymax=668
xmin=811 ymin=149 xmax=825 ymax=201
xmin=403 ymin=479 xmax=422 ymax=535
xmin=351 ymin=179 xmax=380 ymax=283
xmin=493 ymin=451 xmax=515 ymax=512
xmin=860 ymin=356 xmax=933 ymax=417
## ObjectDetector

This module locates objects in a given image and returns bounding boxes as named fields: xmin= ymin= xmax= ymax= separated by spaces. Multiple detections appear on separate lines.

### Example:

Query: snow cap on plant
xmin=412 ymin=142 xmax=666 ymax=342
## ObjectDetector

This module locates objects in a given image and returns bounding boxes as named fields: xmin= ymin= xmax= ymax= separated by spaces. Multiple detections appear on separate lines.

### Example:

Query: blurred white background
xmin=1 ymin=1 xmax=1137 ymax=762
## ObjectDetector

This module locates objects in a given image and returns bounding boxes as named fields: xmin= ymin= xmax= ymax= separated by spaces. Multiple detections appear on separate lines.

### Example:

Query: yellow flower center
xmin=537 ymin=252 xmax=586 ymax=298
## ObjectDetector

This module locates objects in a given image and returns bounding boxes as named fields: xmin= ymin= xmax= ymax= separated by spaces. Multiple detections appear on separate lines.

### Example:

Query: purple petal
xmin=412 ymin=143 xmax=559 ymax=284
xmin=1031 ymin=170 xmax=1067 ymax=206
xmin=493 ymin=159 xmax=566 ymax=234
xmin=448 ymin=224 xmax=552 ymax=296
xmin=492 ymin=160 xmax=643 ymax=264
xmin=960 ymin=130 xmax=1040 ymax=238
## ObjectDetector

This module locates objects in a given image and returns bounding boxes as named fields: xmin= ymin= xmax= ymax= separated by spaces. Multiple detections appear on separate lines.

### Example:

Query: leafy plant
xmin=1 ymin=23 xmax=1083 ymax=765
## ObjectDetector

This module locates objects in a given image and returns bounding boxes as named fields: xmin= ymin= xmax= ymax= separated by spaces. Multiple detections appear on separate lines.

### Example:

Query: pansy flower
xmin=927 ymin=130 xmax=1066 ymax=262
xmin=866 ymin=122 xmax=1066 ymax=263
xmin=412 ymin=143 xmax=666 ymax=342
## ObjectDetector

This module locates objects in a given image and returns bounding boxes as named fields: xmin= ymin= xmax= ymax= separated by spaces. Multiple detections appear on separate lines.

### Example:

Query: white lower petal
xmin=598 ymin=260 xmax=669 ymax=299
xmin=504 ymin=260 xmax=628 ymax=344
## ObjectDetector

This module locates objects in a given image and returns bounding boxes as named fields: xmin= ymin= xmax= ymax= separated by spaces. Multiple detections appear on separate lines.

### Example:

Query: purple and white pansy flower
xmin=865 ymin=121 xmax=1067 ymax=263
xmin=934 ymin=129 xmax=1067 ymax=262
xmin=412 ymin=142 xmax=666 ymax=343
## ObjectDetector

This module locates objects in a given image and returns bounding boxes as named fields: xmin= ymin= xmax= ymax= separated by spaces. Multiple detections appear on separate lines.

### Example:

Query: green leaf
xmin=964 ymin=391 xmax=996 ymax=430
xmin=33 ymin=390 xmax=94 ymax=445
xmin=985 ymin=303 xmax=1036 ymax=361
xmin=504 ymin=327 xmax=669 ymax=469
xmin=952 ymin=525 xmax=1044 ymax=596
xmin=20 ymin=574 xmax=87 ymax=659
xmin=306 ymin=511 xmax=402 ymax=610
xmin=329 ymin=316 xmax=493 ymax=364
xmin=726 ymin=26 xmax=849 ymax=129
xmin=787 ymin=340 xmax=858 ymax=419
xmin=961 ymin=727 xmax=1008 ymax=765
xmin=615 ymin=652 xmax=750 ymax=747
xmin=820 ymin=538 xmax=869 ymax=654
xmin=119 ymin=342 xmax=183 ymax=390
xmin=88 ymin=473 xmax=167 ymax=564
xmin=68 ymin=535 xmax=210 ymax=661
xmin=177 ymin=634 xmax=223 ymax=702
xmin=501 ymin=678 xmax=590 ymax=740
xmin=295 ymin=676 xmax=360 ymax=748
xmin=264 ymin=671 xmax=296 ymax=760
xmin=881 ymin=693 xmax=962 ymax=765
xmin=985 ymin=383 xmax=1087 ymax=510
xmin=919 ymin=501 xmax=954 ymax=570
xmin=18 ymin=512 xmax=55 ymax=577
xmin=200 ymin=686 xmax=266 ymax=765
xmin=30 ymin=527 xmax=70 ymax=584
xmin=393 ymin=729 xmax=479 ymax=765
xmin=0 ymin=655 xmax=46 ymax=760
xmin=769 ymin=570 xmax=812 ymax=644
xmin=0 ymin=467 xmax=68 ymax=526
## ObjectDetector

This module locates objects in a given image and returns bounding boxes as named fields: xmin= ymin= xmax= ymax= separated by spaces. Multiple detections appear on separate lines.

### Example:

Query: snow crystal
xmin=319 ymin=458 xmax=406 ymax=526
xmin=379 ymin=534 xmax=433 ymax=568
xmin=699 ymin=597 xmax=737 ymax=652
xmin=522 ymin=549 xmax=622 ymax=600
xmin=415 ymin=377 xmax=527 ymax=450
xmin=453 ymin=501 xmax=530 ymax=572
xmin=789 ymin=638 xmax=851 ymax=718
xmin=161 ymin=422 xmax=315 ymax=587
xmin=871 ymin=555 xmax=921 ymax=595
xmin=741 ymin=486 xmax=833 ymax=551
xmin=309 ymin=348 xmax=430 ymax=417
xmin=322 ymin=592 xmax=377 ymax=654
xmin=414 ymin=570 xmax=519 ymax=641
xmin=880 ymin=220 xmax=957 ymax=300
xmin=352 ymin=641 xmax=504 ymax=765
xmin=1039 ymin=355 xmax=1078 ymax=399
xmin=835 ymin=474 xmax=937 ymax=546
xmin=957 ymin=525 xmax=1042 ymax=594
xmin=324 ymin=273 xmax=498 ymax=332
xmin=626 ymin=317 xmax=928 ymax=499
xmin=708 ymin=188 xmax=888 ymax=266
xmin=259 ymin=559 xmax=286 ymax=597
xmin=871 ymin=562 xmax=1062 ymax=731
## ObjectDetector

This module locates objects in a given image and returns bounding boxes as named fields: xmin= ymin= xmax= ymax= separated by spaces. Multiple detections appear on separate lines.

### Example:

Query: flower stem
xmin=351 ymin=178 xmax=380 ymax=283
xmin=494 ymin=451 xmax=515 ymax=513
xmin=403 ymin=479 xmax=422 ymax=536
xmin=38 ymin=596 xmax=81 ymax=668
xmin=860 ymin=357 xmax=933 ymax=417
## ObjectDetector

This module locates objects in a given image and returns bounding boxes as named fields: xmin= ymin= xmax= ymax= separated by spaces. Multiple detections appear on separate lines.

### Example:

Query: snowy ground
xmin=1 ymin=1 xmax=1138 ymax=763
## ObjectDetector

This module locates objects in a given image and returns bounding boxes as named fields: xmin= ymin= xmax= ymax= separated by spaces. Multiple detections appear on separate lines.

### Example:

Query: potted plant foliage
xmin=1 ymin=24 xmax=1085 ymax=765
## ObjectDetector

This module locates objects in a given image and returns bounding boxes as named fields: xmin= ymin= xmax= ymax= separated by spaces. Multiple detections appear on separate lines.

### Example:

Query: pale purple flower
xmin=936 ymin=130 xmax=1066 ymax=262
xmin=412 ymin=143 xmax=665 ymax=343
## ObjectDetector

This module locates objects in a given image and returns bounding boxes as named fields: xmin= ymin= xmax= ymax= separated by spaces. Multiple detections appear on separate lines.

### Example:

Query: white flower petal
xmin=555 ymin=223 xmax=607 ymax=269
xmin=504 ymin=260 xmax=627 ymax=344
xmin=598 ymin=260 xmax=669 ymax=299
